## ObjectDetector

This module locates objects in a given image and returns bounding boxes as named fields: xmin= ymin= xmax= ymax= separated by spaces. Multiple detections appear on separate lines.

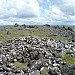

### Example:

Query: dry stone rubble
xmin=0 ymin=36 xmax=75 ymax=75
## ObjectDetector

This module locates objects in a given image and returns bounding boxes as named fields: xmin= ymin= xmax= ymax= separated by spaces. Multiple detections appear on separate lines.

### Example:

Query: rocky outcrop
xmin=49 ymin=26 xmax=75 ymax=41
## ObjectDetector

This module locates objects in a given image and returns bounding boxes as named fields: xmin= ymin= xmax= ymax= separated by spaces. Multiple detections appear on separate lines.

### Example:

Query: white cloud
xmin=0 ymin=19 xmax=14 ymax=25
xmin=38 ymin=0 xmax=45 ymax=3
xmin=44 ymin=5 xmax=67 ymax=21
xmin=50 ymin=5 xmax=64 ymax=15
xmin=51 ymin=0 xmax=75 ymax=15
xmin=0 ymin=0 xmax=40 ymax=19
xmin=0 ymin=0 xmax=74 ymax=25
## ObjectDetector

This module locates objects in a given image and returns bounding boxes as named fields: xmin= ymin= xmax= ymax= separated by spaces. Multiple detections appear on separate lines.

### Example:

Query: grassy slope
xmin=0 ymin=25 xmax=72 ymax=42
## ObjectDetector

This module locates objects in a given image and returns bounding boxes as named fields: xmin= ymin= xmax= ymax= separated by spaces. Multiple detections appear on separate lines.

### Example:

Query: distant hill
xmin=0 ymin=25 xmax=75 ymax=42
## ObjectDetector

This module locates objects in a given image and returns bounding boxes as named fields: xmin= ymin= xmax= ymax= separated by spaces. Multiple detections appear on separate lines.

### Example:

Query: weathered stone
xmin=30 ymin=70 xmax=40 ymax=75
xmin=0 ymin=36 xmax=74 ymax=75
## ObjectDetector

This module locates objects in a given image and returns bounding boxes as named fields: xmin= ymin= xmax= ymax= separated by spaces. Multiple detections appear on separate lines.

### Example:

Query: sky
xmin=0 ymin=0 xmax=75 ymax=25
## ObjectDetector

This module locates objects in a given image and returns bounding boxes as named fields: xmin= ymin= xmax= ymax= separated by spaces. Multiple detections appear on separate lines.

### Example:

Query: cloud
xmin=0 ymin=0 xmax=74 ymax=25
xmin=51 ymin=0 xmax=75 ymax=15
xmin=44 ymin=5 xmax=67 ymax=21
xmin=0 ymin=0 xmax=40 ymax=19
xmin=44 ymin=0 xmax=75 ymax=25
xmin=0 ymin=19 xmax=14 ymax=25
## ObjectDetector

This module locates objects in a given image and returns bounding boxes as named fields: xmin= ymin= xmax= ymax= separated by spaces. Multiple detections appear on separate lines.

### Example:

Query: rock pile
xmin=0 ymin=36 xmax=75 ymax=75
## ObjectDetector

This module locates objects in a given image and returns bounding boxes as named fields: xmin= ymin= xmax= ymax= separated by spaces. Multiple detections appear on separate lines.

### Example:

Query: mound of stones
xmin=0 ymin=36 xmax=75 ymax=75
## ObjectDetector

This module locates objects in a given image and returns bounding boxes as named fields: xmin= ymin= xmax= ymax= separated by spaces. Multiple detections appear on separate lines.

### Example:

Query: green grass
xmin=49 ymin=35 xmax=69 ymax=41
xmin=12 ymin=62 xmax=26 ymax=68
xmin=62 ymin=50 xmax=75 ymax=64
xmin=0 ymin=25 xmax=71 ymax=42
xmin=41 ymin=67 xmax=48 ymax=75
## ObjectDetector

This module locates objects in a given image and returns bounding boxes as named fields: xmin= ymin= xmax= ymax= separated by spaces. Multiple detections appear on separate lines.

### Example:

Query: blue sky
xmin=0 ymin=0 xmax=75 ymax=25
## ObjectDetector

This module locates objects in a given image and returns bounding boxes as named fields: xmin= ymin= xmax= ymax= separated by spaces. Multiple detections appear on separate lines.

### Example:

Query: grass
xmin=0 ymin=25 xmax=71 ymax=42
xmin=40 ymin=67 xmax=48 ymax=75
xmin=12 ymin=61 xmax=26 ymax=68
xmin=62 ymin=50 xmax=75 ymax=64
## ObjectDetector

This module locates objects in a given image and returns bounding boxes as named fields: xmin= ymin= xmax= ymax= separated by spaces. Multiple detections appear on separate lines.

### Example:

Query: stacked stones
xmin=0 ymin=36 xmax=75 ymax=75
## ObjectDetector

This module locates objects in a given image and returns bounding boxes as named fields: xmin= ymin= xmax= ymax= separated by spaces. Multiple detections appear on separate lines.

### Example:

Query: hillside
xmin=0 ymin=25 xmax=75 ymax=75
xmin=0 ymin=25 xmax=75 ymax=42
